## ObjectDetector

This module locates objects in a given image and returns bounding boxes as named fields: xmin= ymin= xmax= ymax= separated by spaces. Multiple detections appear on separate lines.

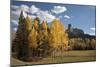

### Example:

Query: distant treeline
xmin=65 ymin=24 xmax=96 ymax=50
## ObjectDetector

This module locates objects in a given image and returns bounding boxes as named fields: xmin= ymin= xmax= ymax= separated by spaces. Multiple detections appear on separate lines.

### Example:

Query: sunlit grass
xmin=11 ymin=50 xmax=96 ymax=66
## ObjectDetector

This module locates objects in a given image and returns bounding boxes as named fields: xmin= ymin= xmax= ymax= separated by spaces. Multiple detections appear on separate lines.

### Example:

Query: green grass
xmin=11 ymin=50 xmax=96 ymax=66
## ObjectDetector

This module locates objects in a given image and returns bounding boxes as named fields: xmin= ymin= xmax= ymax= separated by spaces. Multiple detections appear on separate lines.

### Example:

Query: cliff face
xmin=66 ymin=24 xmax=95 ymax=39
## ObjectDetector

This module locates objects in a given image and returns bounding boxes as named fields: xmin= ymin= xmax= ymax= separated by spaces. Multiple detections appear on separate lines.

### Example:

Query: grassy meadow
xmin=11 ymin=50 xmax=96 ymax=66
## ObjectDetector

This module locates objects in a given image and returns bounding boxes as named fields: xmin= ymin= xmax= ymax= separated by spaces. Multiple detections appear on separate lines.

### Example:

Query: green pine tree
xmin=13 ymin=11 xmax=32 ymax=61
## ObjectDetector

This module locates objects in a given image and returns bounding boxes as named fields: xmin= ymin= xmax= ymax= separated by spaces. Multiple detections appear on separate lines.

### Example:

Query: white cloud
xmin=11 ymin=5 xmax=56 ymax=23
xmin=19 ymin=5 xmax=29 ymax=12
xmin=89 ymin=32 xmax=95 ymax=35
xmin=29 ymin=5 xmax=39 ymax=14
xmin=88 ymin=27 xmax=95 ymax=35
xmin=11 ymin=20 xmax=18 ymax=26
xmin=11 ymin=10 xmax=27 ymax=24
xmin=11 ymin=4 xmax=29 ymax=12
xmin=90 ymin=27 xmax=95 ymax=31
xmin=11 ymin=5 xmax=19 ymax=10
xmin=11 ymin=10 xmax=20 ymax=22
xmin=11 ymin=5 xmax=38 ymax=19
xmin=11 ymin=10 xmax=20 ymax=15
xmin=13 ymin=27 xmax=17 ymax=31
xmin=64 ymin=15 xmax=70 ymax=19
xmin=51 ymin=6 xmax=67 ymax=14
xmin=36 ymin=11 xmax=56 ymax=22
xmin=85 ymin=31 xmax=95 ymax=35
xmin=28 ymin=15 xmax=36 ymax=20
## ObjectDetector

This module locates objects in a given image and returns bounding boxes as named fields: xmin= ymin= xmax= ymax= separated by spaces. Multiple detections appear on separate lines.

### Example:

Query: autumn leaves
xmin=13 ymin=11 xmax=68 ymax=61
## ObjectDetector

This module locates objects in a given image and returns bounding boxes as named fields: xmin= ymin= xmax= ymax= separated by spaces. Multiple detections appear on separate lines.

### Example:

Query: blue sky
xmin=11 ymin=1 xmax=96 ymax=35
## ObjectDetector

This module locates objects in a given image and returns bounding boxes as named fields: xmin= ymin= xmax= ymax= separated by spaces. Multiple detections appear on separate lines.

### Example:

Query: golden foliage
xmin=33 ymin=17 xmax=40 ymax=30
xmin=41 ymin=21 xmax=48 ymax=30
xmin=41 ymin=21 xmax=48 ymax=37
xmin=25 ymin=16 xmax=32 ymax=31
xmin=14 ymin=11 xmax=69 ymax=59
xmin=33 ymin=20 xmax=39 ymax=30
xmin=28 ymin=27 xmax=38 ymax=49
xmin=49 ymin=19 xmax=68 ymax=49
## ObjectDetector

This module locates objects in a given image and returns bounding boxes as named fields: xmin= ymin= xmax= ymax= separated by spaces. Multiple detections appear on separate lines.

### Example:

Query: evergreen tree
xmin=14 ymin=11 xmax=32 ymax=61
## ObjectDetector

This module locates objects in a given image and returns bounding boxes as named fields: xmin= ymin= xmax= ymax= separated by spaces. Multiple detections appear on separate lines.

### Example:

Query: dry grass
xmin=11 ymin=50 xmax=96 ymax=66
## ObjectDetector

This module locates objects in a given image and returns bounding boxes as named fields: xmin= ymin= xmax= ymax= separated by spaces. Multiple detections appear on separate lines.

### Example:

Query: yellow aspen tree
xmin=33 ymin=17 xmax=40 ymax=31
xmin=49 ymin=19 xmax=68 ymax=50
xmin=33 ymin=20 xmax=38 ymax=30
xmin=37 ymin=20 xmax=51 ymax=57
xmin=28 ymin=27 xmax=38 ymax=49
xmin=25 ymin=16 xmax=32 ymax=31
xmin=41 ymin=21 xmax=48 ymax=37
